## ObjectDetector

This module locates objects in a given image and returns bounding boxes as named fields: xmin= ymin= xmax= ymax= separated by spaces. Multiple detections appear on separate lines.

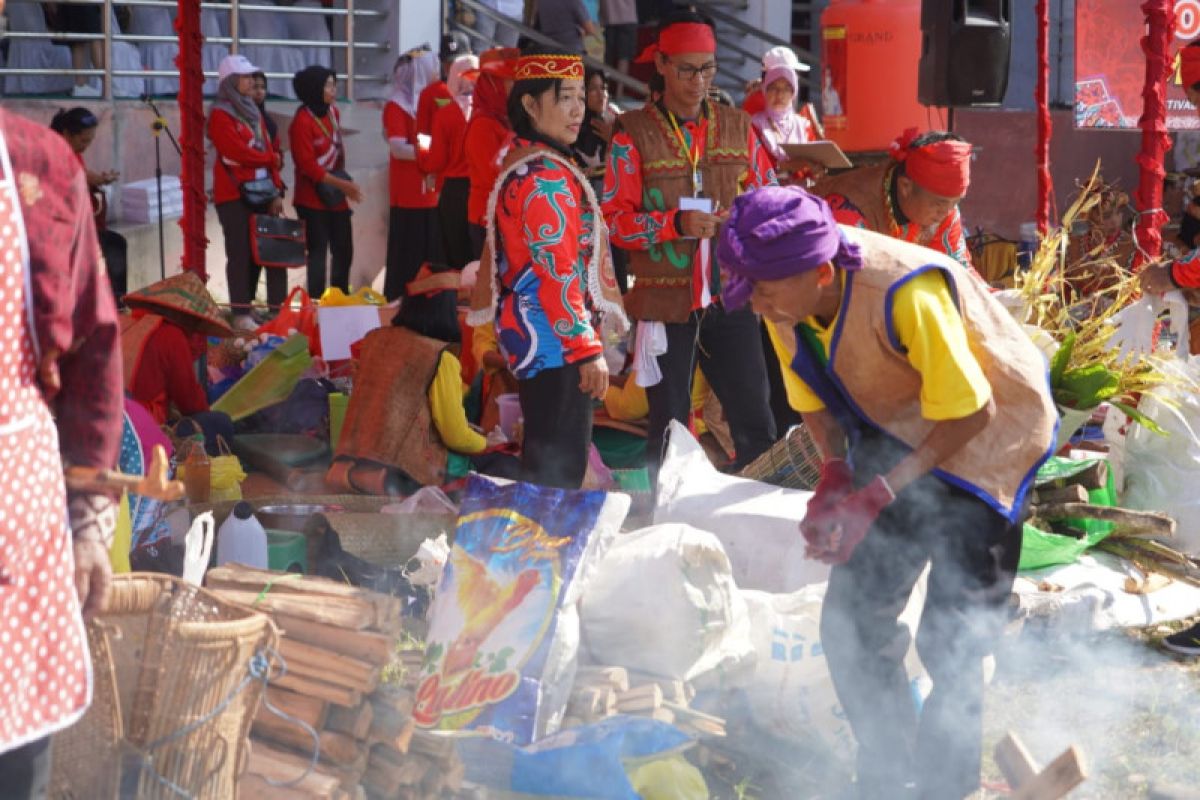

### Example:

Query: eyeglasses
xmin=668 ymin=60 xmax=717 ymax=82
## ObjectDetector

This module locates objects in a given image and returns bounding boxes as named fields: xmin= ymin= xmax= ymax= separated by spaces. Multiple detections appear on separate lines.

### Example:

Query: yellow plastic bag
xmin=627 ymin=755 xmax=708 ymax=800
xmin=109 ymin=492 xmax=132 ymax=574
xmin=209 ymin=437 xmax=246 ymax=502
xmin=319 ymin=286 xmax=386 ymax=306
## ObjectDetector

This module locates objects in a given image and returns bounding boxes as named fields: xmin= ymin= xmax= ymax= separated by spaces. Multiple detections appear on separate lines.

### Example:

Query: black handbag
xmin=315 ymin=169 xmax=352 ymax=209
xmin=249 ymin=215 xmax=307 ymax=269
xmin=239 ymin=177 xmax=280 ymax=209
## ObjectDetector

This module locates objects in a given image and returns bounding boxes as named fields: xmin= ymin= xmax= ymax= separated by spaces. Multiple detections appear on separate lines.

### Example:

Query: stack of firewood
xmin=207 ymin=565 xmax=463 ymax=800
xmin=563 ymin=666 xmax=727 ymax=738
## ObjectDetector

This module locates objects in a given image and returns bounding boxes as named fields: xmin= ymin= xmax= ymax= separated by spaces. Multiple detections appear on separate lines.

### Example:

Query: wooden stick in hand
xmin=64 ymin=444 xmax=186 ymax=501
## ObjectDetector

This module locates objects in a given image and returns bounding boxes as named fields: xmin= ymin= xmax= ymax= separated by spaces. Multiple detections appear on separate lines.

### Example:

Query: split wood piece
xmin=632 ymin=706 xmax=675 ymax=724
xmin=663 ymin=702 xmax=727 ymax=737
xmin=208 ymin=565 xmax=395 ymax=628
xmin=280 ymin=638 xmax=382 ymax=693
xmin=370 ymin=714 xmax=416 ymax=754
xmin=275 ymin=614 xmax=397 ymax=666
xmin=242 ymin=740 xmax=343 ymax=800
xmin=575 ymin=666 xmax=630 ymax=693
xmin=615 ymin=684 xmax=663 ymax=713
xmin=408 ymin=729 xmax=457 ymax=762
xmin=1030 ymin=484 xmax=1089 ymax=505
xmin=368 ymin=747 xmax=433 ymax=789
xmin=253 ymin=707 xmax=365 ymax=768
xmin=994 ymin=732 xmax=1087 ymax=800
xmin=273 ymin=672 xmax=363 ymax=709
xmin=261 ymin=686 xmax=329 ymax=732
xmin=213 ymin=588 xmax=374 ymax=630
xmin=569 ymin=687 xmax=617 ymax=719
xmin=1124 ymin=572 xmax=1173 ymax=595
xmin=628 ymin=675 xmax=688 ymax=706
xmin=368 ymin=689 xmax=415 ymax=745
xmin=1034 ymin=504 xmax=1176 ymax=538
xmin=326 ymin=701 xmax=375 ymax=741
xmin=1061 ymin=460 xmax=1108 ymax=491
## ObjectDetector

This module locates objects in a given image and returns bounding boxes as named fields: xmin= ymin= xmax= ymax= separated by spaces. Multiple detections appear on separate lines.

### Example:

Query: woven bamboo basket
xmin=50 ymin=574 xmax=277 ymax=800
xmin=737 ymin=423 xmax=823 ymax=491
xmin=190 ymin=494 xmax=457 ymax=569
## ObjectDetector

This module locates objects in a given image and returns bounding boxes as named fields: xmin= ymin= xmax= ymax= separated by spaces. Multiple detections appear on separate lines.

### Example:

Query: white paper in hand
xmin=1108 ymin=297 xmax=1158 ymax=362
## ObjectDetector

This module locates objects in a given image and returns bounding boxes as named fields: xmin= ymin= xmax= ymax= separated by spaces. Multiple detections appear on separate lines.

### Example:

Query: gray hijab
xmin=211 ymin=74 xmax=265 ymax=148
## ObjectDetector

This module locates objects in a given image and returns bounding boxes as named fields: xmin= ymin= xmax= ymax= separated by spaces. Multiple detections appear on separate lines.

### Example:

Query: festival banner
xmin=1076 ymin=0 xmax=1200 ymax=130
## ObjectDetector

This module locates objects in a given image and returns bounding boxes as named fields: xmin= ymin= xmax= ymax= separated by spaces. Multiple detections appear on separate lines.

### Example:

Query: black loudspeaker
xmin=918 ymin=0 xmax=1012 ymax=107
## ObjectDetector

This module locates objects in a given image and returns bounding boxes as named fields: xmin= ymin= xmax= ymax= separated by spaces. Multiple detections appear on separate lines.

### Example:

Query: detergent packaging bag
xmin=416 ymin=475 xmax=630 ymax=744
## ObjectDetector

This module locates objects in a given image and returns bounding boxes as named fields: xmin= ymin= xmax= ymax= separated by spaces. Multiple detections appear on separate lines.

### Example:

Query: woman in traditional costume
xmin=468 ymin=50 xmax=627 ymax=489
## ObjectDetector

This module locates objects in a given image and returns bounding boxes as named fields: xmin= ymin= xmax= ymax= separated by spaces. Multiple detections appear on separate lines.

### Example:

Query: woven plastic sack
xmin=416 ymin=474 xmax=630 ymax=744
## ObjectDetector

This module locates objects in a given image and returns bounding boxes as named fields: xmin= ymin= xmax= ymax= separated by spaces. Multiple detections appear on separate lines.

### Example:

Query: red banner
xmin=1076 ymin=0 xmax=1199 ymax=130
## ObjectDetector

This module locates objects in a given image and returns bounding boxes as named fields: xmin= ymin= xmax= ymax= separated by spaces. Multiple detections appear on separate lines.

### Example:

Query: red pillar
xmin=174 ymin=0 xmax=207 ymax=278
xmin=1035 ymin=0 xmax=1051 ymax=235
xmin=1132 ymin=0 xmax=1176 ymax=270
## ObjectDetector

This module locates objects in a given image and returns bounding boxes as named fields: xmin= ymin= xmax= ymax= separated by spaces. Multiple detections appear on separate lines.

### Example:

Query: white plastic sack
xmin=1121 ymin=357 xmax=1200 ymax=554
xmin=579 ymin=523 xmax=754 ymax=690
xmin=382 ymin=485 xmax=459 ymax=516
xmin=654 ymin=420 xmax=830 ymax=592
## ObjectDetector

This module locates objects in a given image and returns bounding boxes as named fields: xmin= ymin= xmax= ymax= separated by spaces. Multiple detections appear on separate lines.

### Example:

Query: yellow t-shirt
xmin=471 ymin=321 xmax=500 ymax=374
xmin=603 ymin=369 xmax=712 ymax=432
xmin=428 ymin=350 xmax=487 ymax=455
xmin=767 ymin=270 xmax=991 ymax=421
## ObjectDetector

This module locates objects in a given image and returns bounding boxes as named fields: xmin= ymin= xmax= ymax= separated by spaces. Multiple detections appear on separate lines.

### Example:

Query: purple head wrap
xmin=717 ymin=186 xmax=863 ymax=309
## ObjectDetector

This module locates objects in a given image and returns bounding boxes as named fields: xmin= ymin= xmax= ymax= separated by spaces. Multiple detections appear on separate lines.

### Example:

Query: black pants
xmin=517 ymin=361 xmax=593 ymax=489
xmin=216 ymin=200 xmax=287 ymax=314
xmin=468 ymin=221 xmax=486 ymax=262
xmin=296 ymin=205 xmax=353 ymax=298
xmin=99 ymin=228 xmax=127 ymax=306
xmin=646 ymin=304 xmax=777 ymax=474
xmin=820 ymin=433 xmax=1024 ymax=800
xmin=438 ymin=177 xmax=473 ymax=269
xmin=384 ymin=206 xmax=439 ymax=300
xmin=0 ymin=736 xmax=50 ymax=799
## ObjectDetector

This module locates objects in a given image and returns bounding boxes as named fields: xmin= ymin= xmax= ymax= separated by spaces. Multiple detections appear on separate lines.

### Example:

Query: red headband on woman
xmin=638 ymin=21 xmax=717 ymax=63
xmin=890 ymin=127 xmax=973 ymax=198
xmin=1182 ymin=44 xmax=1200 ymax=89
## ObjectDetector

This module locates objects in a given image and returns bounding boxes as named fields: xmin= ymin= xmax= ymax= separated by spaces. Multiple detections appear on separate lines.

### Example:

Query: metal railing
xmin=0 ymin=0 xmax=390 ymax=100
xmin=452 ymin=0 xmax=648 ymax=98
xmin=692 ymin=0 xmax=815 ymax=95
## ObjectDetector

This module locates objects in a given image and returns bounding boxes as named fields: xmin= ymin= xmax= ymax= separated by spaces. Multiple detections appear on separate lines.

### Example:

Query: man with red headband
xmin=602 ymin=9 xmax=779 ymax=477
xmin=816 ymin=128 xmax=974 ymax=270
xmin=720 ymin=186 xmax=1056 ymax=800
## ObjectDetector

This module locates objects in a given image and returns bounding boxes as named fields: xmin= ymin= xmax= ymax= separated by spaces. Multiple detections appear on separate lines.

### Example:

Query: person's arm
xmin=384 ymin=103 xmax=421 ymax=161
xmin=429 ymin=351 xmax=488 ymax=454
xmin=156 ymin=325 xmax=210 ymax=417
xmin=289 ymin=112 xmax=328 ymax=184
xmin=743 ymin=124 xmax=779 ymax=190
xmin=602 ymin=130 xmax=684 ymax=250
xmin=471 ymin=320 xmax=507 ymax=374
xmin=208 ymin=110 xmax=276 ymax=169
xmin=933 ymin=207 xmax=973 ymax=271
xmin=575 ymin=0 xmax=597 ymax=35
xmin=802 ymin=408 xmax=848 ymax=462
xmin=1162 ymin=247 xmax=1200 ymax=289
xmin=418 ymin=105 xmax=453 ymax=175
xmin=506 ymin=164 xmax=603 ymax=365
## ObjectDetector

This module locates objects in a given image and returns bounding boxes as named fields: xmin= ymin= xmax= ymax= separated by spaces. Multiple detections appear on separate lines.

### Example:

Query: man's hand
xmin=800 ymin=476 xmax=895 ymax=564
xmin=578 ymin=357 xmax=609 ymax=400
xmin=485 ymin=426 xmax=508 ymax=448
xmin=73 ymin=538 xmax=112 ymax=620
xmin=338 ymin=177 xmax=364 ymax=204
xmin=679 ymin=210 xmax=723 ymax=240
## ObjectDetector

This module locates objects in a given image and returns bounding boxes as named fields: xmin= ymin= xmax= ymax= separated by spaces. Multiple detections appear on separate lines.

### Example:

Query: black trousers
xmin=384 ymin=206 xmax=439 ymax=300
xmin=438 ymin=177 xmax=473 ymax=269
xmin=820 ymin=433 xmax=1024 ymax=800
xmin=646 ymin=304 xmax=777 ymax=474
xmin=468 ymin=221 xmax=486 ymax=262
xmin=216 ymin=200 xmax=287 ymax=313
xmin=99 ymin=228 xmax=127 ymax=306
xmin=517 ymin=361 xmax=593 ymax=489
xmin=296 ymin=205 xmax=353 ymax=298
xmin=0 ymin=736 xmax=50 ymax=799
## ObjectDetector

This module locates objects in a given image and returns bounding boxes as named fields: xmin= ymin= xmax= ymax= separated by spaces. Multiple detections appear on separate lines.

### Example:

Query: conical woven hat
xmin=124 ymin=272 xmax=234 ymax=338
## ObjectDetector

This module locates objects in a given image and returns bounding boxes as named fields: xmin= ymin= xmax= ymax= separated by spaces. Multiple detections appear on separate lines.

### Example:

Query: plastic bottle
xmin=182 ymin=434 xmax=211 ymax=503
xmin=216 ymin=501 xmax=269 ymax=569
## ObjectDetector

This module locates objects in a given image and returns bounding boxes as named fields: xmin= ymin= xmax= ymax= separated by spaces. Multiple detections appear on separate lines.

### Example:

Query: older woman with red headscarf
xmin=463 ymin=47 xmax=519 ymax=261
xmin=814 ymin=128 xmax=975 ymax=270
xmin=721 ymin=185 xmax=1055 ymax=800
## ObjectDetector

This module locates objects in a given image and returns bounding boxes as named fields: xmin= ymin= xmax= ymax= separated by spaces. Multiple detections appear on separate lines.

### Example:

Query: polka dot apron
xmin=0 ymin=130 xmax=91 ymax=752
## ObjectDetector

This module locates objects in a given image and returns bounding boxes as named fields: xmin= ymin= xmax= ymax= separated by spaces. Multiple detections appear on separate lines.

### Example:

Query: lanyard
xmin=667 ymin=106 xmax=707 ymax=196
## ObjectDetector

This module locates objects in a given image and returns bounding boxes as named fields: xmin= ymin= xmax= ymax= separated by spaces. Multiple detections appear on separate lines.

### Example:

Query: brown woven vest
xmin=824 ymin=227 xmax=1056 ymax=518
xmin=617 ymin=104 xmax=752 ymax=323
xmin=336 ymin=327 xmax=450 ymax=486
xmin=813 ymin=161 xmax=891 ymax=234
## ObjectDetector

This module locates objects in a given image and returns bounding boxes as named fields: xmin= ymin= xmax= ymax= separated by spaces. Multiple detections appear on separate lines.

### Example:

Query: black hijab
xmin=293 ymin=65 xmax=336 ymax=118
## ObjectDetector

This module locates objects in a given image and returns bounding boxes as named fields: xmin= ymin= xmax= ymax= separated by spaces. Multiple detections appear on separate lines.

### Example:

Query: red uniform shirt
xmin=417 ymin=80 xmax=454 ymax=137
xmin=464 ymin=116 xmax=510 ymax=226
xmin=130 ymin=319 xmax=209 ymax=425
xmin=383 ymin=101 xmax=438 ymax=209
xmin=207 ymin=108 xmax=283 ymax=206
xmin=290 ymin=105 xmax=348 ymax=211
xmin=419 ymin=101 xmax=470 ymax=180
xmin=742 ymin=90 xmax=766 ymax=117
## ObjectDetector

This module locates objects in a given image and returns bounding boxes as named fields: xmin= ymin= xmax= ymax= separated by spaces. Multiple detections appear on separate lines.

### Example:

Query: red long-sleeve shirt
xmin=290 ymin=105 xmax=348 ymax=211
xmin=417 ymin=80 xmax=454 ymax=137
xmin=207 ymin=108 xmax=283 ymax=206
xmin=418 ymin=101 xmax=470 ymax=180
xmin=383 ymin=101 xmax=438 ymax=209
xmin=130 ymin=319 xmax=209 ymax=425
xmin=465 ymin=115 xmax=510 ymax=226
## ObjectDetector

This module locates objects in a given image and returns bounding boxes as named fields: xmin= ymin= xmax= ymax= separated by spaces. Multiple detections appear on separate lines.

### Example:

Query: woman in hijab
xmin=251 ymin=70 xmax=280 ymax=151
xmin=290 ymin=65 xmax=362 ymax=297
xmin=750 ymin=63 xmax=818 ymax=185
xmin=419 ymin=53 xmax=478 ymax=270
xmin=382 ymin=46 xmax=440 ymax=300
xmin=463 ymin=47 xmax=518 ymax=260
xmin=207 ymin=54 xmax=286 ymax=329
